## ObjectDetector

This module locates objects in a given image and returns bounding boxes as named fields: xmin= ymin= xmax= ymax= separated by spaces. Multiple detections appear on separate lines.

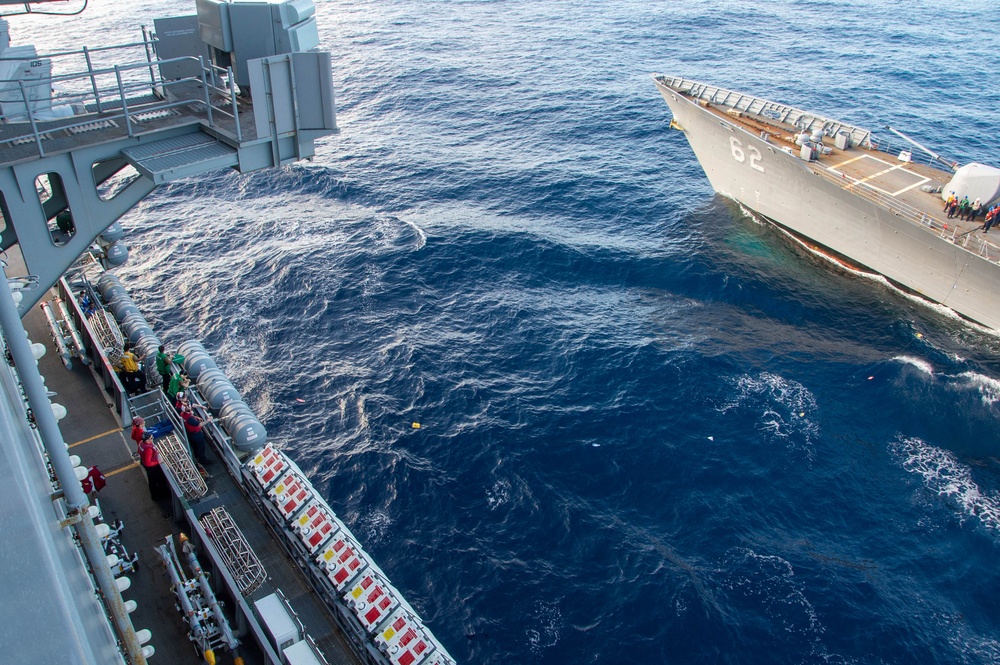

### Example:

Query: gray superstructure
xmin=652 ymin=75 xmax=1000 ymax=332
xmin=0 ymin=3 xmax=455 ymax=664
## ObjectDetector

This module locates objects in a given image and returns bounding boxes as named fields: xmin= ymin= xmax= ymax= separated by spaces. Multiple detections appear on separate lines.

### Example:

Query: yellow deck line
xmin=830 ymin=154 xmax=868 ymax=170
xmin=859 ymin=153 xmax=894 ymax=169
xmin=68 ymin=427 xmax=124 ymax=448
xmin=104 ymin=461 xmax=139 ymax=477
xmin=853 ymin=162 xmax=907 ymax=186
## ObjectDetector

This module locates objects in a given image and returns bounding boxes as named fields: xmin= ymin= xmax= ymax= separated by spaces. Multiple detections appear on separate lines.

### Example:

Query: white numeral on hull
xmin=729 ymin=136 xmax=764 ymax=173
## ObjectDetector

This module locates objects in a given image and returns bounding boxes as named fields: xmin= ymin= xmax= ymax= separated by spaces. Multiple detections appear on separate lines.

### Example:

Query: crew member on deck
xmin=114 ymin=343 xmax=147 ymax=396
xmin=970 ymin=198 xmax=982 ymax=222
xmin=982 ymin=206 xmax=997 ymax=234
xmin=155 ymin=345 xmax=173 ymax=394
xmin=184 ymin=407 xmax=213 ymax=466
xmin=167 ymin=370 xmax=190 ymax=401
xmin=137 ymin=432 xmax=169 ymax=501
xmin=957 ymin=196 xmax=971 ymax=221
xmin=130 ymin=416 xmax=145 ymax=448
xmin=174 ymin=390 xmax=190 ymax=414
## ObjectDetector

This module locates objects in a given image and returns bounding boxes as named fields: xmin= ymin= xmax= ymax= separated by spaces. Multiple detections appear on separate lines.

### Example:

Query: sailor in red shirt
xmin=130 ymin=416 xmax=145 ymax=448
xmin=183 ymin=406 xmax=213 ymax=465
xmin=137 ymin=432 xmax=169 ymax=500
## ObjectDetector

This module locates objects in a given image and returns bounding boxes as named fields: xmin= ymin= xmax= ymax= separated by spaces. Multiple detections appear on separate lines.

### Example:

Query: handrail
xmin=0 ymin=50 xmax=244 ymax=159
xmin=655 ymin=74 xmax=959 ymax=175
xmin=0 ymin=54 xmax=208 ymax=91
xmin=863 ymin=134 xmax=956 ymax=174
xmin=3 ymin=65 xmax=229 ymax=112
xmin=12 ymin=37 xmax=158 ymax=62
xmin=812 ymin=165 xmax=996 ymax=263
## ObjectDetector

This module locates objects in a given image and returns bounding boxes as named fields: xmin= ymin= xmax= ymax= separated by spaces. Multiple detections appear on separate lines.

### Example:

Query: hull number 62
xmin=729 ymin=136 xmax=764 ymax=173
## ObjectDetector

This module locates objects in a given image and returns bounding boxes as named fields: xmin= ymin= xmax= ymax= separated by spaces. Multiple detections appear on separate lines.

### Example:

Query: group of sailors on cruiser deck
xmin=943 ymin=192 xmax=983 ymax=221
xmin=980 ymin=205 xmax=1000 ymax=233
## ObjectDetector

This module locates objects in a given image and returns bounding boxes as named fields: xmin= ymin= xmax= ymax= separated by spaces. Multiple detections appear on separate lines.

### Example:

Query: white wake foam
xmin=891 ymin=355 xmax=934 ymax=375
xmin=720 ymin=372 xmax=820 ymax=453
xmin=736 ymin=202 xmax=766 ymax=226
xmin=888 ymin=358 xmax=1000 ymax=407
xmin=400 ymin=217 xmax=428 ymax=250
xmin=717 ymin=547 xmax=823 ymax=639
xmin=486 ymin=478 xmax=511 ymax=510
xmin=955 ymin=371 xmax=1000 ymax=406
xmin=526 ymin=599 xmax=562 ymax=654
xmin=890 ymin=436 xmax=1000 ymax=535
xmin=356 ymin=509 xmax=392 ymax=545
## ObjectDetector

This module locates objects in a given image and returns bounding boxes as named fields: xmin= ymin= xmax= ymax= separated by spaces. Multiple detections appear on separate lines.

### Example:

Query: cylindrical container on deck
xmin=199 ymin=370 xmax=242 ymax=414
xmin=110 ymin=299 xmax=140 ymax=322
xmin=177 ymin=341 xmax=219 ymax=380
xmin=105 ymin=242 xmax=129 ymax=267
xmin=100 ymin=222 xmax=124 ymax=243
xmin=119 ymin=311 xmax=146 ymax=333
xmin=219 ymin=399 xmax=253 ymax=427
xmin=126 ymin=321 xmax=155 ymax=347
xmin=227 ymin=411 xmax=267 ymax=453
xmin=134 ymin=335 xmax=161 ymax=359
xmin=96 ymin=273 xmax=122 ymax=298
xmin=102 ymin=283 xmax=129 ymax=306
xmin=218 ymin=399 xmax=267 ymax=449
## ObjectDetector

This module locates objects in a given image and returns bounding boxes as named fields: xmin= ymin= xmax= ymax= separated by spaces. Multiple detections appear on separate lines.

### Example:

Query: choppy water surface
xmin=17 ymin=1 xmax=1000 ymax=663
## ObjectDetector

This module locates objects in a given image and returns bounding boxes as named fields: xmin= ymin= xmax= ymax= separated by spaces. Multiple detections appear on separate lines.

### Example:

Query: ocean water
xmin=16 ymin=1 xmax=1000 ymax=663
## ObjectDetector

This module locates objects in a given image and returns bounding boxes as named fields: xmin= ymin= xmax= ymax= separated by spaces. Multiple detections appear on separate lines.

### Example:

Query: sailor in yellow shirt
xmin=114 ymin=343 xmax=148 ymax=396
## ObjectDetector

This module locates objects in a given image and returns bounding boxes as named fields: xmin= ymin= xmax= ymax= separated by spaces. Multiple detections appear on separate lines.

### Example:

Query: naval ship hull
xmin=653 ymin=76 xmax=1000 ymax=332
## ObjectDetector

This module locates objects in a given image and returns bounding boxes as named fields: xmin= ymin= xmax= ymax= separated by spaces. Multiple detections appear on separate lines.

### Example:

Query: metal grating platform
xmin=122 ymin=132 xmax=239 ymax=184
xmin=83 ymin=94 xmax=162 ymax=113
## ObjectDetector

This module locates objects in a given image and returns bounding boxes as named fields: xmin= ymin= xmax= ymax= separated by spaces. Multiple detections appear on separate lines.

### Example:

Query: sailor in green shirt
xmin=167 ymin=370 xmax=190 ymax=401
xmin=155 ymin=345 xmax=172 ymax=393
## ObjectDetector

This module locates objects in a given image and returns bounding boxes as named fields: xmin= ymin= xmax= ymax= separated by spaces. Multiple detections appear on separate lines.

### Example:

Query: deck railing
xmin=656 ymin=75 xmax=958 ymax=176
xmin=862 ymin=134 xmax=956 ymax=174
xmin=0 ymin=32 xmax=243 ymax=159
xmin=812 ymin=165 xmax=992 ymax=263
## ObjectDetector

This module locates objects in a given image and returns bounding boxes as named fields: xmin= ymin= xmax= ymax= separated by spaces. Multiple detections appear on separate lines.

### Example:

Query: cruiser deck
xmin=653 ymin=74 xmax=1000 ymax=331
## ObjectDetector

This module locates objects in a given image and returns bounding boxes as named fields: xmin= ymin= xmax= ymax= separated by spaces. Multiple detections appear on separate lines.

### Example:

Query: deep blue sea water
xmin=16 ymin=1 xmax=1000 ymax=663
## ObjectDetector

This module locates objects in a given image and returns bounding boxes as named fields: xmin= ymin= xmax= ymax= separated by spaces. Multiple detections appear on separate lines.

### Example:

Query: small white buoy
xmin=798 ymin=412 xmax=805 ymax=417
xmin=868 ymin=376 xmax=874 ymax=380
xmin=707 ymin=436 xmax=714 ymax=441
